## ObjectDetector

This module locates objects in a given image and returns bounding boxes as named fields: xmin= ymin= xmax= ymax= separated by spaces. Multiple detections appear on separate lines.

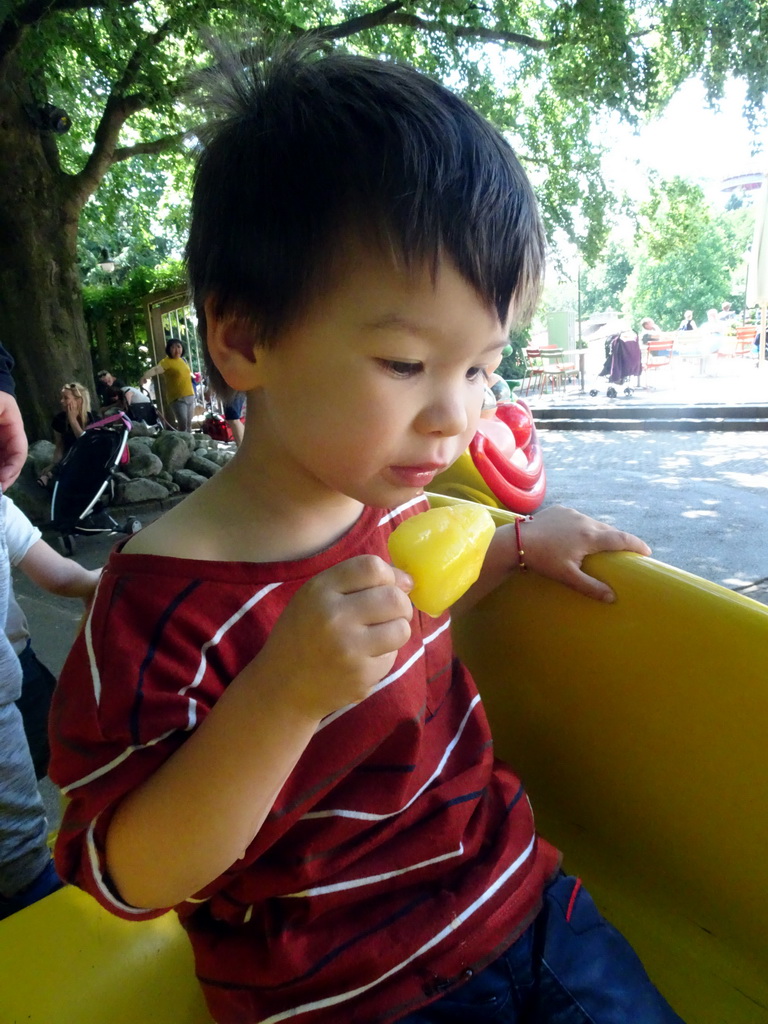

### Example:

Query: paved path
xmin=539 ymin=429 xmax=768 ymax=604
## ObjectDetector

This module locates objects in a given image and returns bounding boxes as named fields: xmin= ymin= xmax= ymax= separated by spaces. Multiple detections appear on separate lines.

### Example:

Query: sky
xmin=601 ymin=77 xmax=767 ymax=206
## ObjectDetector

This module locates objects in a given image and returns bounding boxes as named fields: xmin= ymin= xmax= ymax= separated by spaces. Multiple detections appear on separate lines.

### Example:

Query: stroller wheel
xmin=124 ymin=517 xmax=142 ymax=535
xmin=606 ymin=387 xmax=617 ymax=399
xmin=624 ymin=387 xmax=634 ymax=396
xmin=589 ymin=389 xmax=599 ymax=397
xmin=57 ymin=534 xmax=76 ymax=557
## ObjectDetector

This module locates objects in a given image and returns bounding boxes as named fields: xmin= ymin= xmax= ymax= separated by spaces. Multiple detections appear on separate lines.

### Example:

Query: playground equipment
xmin=430 ymin=397 xmax=546 ymax=513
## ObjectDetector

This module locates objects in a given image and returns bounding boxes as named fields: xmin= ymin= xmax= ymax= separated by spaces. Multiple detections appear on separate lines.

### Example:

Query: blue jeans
xmin=399 ymin=874 xmax=685 ymax=1023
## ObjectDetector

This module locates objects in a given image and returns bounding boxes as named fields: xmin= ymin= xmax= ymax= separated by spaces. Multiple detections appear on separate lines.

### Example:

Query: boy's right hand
xmin=260 ymin=555 xmax=414 ymax=721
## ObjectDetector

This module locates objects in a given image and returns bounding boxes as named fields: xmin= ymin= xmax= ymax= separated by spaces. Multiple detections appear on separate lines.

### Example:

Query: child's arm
xmin=104 ymin=555 xmax=413 ymax=911
xmin=18 ymin=539 xmax=101 ymax=602
xmin=453 ymin=504 xmax=651 ymax=614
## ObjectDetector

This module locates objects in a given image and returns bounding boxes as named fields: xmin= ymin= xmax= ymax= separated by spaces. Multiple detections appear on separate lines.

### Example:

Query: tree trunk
xmin=0 ymin=53 xmax=94 ymax=442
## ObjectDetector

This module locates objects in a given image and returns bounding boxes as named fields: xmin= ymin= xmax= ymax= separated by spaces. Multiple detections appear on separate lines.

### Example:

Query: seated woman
xmin=37 ymin=382 xmax=96 ymax=488
xmin=139 ymin=339 xmax=195 ymax=431
xmin=639 ymin=317 xmax=663 ymax=345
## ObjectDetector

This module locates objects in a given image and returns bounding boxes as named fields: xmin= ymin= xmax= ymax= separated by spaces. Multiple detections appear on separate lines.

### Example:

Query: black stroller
xmin=49 ymin=412 xmax=141 ymax=555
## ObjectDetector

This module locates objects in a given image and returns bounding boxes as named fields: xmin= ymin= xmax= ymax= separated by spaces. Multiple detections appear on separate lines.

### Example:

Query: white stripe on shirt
xmin=282 ymin=843 xmax=465 ymax=898
xmin=316 ymin=618 xmax=451 ymax=734
xmin=256 ymin=833 xmax=536 ymax=1023
xmin=377 ymin=495 xmax=429 ymax=527
xmin=303 ymin=693 xmax=481 ymax=822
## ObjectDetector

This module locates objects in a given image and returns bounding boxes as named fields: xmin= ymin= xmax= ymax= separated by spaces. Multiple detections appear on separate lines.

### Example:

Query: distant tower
xmin=721 ymin=172 xmax=763 ymax=196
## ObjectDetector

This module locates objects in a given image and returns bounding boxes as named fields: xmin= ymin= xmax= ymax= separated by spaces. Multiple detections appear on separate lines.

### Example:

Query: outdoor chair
xmin=522 ymin=348 xmax=546 ymax=395
xmin=643 ymin=338 xmax=674 ymax=377
xmin=538 ymin=345 xmax=576 ymax=393
xmin=717 ymin=330 xmax=755 ymax=361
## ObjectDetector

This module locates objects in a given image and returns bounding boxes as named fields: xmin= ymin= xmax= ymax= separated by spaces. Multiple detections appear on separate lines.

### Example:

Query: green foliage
xmin=580 ymin=243 xmax=634 ymax=315
xmin=623 ymin=178 xmax=753 ymax=327
xmin=83 ymin=261 xmax=187 ymax=383
xmin=10 ymin=0 xmax=766 ymax=278
xmin=497 ymin=330 xmax=531 ymax=381
xmin=4 ymin=0 xmax=768 ymax=379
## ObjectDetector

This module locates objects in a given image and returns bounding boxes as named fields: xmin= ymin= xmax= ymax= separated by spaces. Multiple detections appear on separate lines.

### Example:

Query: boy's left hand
xmin=515 ymin=505 xmax=651 ymax=603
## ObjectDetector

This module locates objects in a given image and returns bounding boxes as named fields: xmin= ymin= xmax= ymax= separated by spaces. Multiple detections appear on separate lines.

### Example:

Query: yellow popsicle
xmin=388 ymin=504 xmax=495 ymax=617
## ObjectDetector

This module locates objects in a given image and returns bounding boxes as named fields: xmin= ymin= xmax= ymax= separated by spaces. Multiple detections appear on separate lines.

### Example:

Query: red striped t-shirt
xmin=50 ymin=496 xmax=559 ymax=1024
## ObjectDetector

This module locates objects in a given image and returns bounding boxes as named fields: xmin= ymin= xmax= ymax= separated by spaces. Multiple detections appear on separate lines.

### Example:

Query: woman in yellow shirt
xmin=140 ymin=339 xmax=195 ymax=431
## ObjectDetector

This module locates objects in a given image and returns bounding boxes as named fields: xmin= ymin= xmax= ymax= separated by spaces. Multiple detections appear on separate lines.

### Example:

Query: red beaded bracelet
xmin=514 ymin=515 xmax=534 ymax=571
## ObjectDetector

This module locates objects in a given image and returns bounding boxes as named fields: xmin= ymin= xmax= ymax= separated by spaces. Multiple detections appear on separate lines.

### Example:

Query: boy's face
xmin=245 ymin=246 xmax=508 ymax=509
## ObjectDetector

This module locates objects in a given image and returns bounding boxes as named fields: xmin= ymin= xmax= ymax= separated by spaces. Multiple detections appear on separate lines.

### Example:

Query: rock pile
xmin=10 ymin=422 xmax=236 ymax=526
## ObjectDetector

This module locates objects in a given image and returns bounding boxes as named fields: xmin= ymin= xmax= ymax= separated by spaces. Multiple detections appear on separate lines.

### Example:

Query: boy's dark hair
xmin=187 ymin=43 xmax=546 ymax=397
xmin=165 ymin=338 xmax=185 ymax=358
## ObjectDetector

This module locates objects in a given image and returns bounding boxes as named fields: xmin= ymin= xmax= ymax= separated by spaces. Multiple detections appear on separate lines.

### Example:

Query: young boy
xmin=50 ymin=47 xmax=683 ymax=1023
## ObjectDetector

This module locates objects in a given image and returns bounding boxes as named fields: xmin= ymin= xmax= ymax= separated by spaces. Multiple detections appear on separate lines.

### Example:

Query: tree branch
xmin=55 ymin=0 xmax=554 ymax=211
xmin=304 ymin=3 xmax=549 ymax=51
xmin=112 ymin=131 xmax=188 ymax=162
xmin=1 ymin=0 xmax=137 ymax=63
xmin=113 ymin=17 xmax=175 ymax=95
xmin=300 ymin=1 xmax=406 ymax=42
xmin=66 ymin=16 xmax=179 ymax=205
xmin=383 ymin=12 xmax=550 ymax=50
xmin=67 ymin=93 xmax=144 ymax=206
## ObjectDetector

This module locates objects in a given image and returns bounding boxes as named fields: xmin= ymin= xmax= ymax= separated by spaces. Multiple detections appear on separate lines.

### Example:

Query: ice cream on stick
xmin=388 ymin=504 xmax=496 ymax=617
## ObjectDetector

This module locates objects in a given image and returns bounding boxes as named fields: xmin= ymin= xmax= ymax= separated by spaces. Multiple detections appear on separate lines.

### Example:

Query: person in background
xmin=718 ymin=302 xmax=737 ymax=323
xmin=0 ymin=346 xmax=27 ymax=491
xmin=678 ymin=310 xmax=696 ymax=331
xmin=639 ymin=317 xmax=663 ymax=345
xmin=223 ymin=392 xmax=245 ymax=446
xmin=139 ymin=338 xmax=195 ymax=431
xmin=0 ymin=493 xmax=100 ymax=920
xmin=95 ymin=370 xmax=125 ymax=411
xmin=37 ymin=382 xmax=96 ymax=488
xmin=118 ymin=384 xmax=158 ymax=424
xmin=0 ymin=341 xmax=89 ymax=921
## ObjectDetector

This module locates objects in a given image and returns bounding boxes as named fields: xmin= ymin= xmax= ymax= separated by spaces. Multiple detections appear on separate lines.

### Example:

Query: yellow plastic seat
xmin=2 ymin=498 xmax=768 ymax=1023
xmin=448 ymin=499 xmax=768 ymax=1024
xmin=0 ymin=883 xmax=211 ymax=1022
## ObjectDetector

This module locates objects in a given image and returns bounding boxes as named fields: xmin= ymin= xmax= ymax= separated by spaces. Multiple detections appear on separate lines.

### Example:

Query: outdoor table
xmin=558 ymin=347 xmax=587 ymax=392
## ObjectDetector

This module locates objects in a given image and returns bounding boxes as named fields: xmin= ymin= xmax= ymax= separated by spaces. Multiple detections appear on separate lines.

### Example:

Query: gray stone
xmin=176 ymin=431 xmax=197 ymax=450
xmin=28 ymin=440 xmax=55 ymax=475
xmin=118 ymin=477 xmax=171 ymax=503
xmin=125 ymin=450 xmax=164 ymax=479
xmin=172 ymin=468 xmax=207 ymax=492
xmin=127 ymin=436 xmax=155 ymax=455
xmin=7 ymin=464 xmax=51 ymax=523
xmin=152 ymin=431 xmax=192 ymax=472
xmin=127 ymin=420 xmax=158 ymax=438
xmin=186 ymin=453 xmax=220 ymax=479
xmin=204 ymin=450 xmax=231 ymax=467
